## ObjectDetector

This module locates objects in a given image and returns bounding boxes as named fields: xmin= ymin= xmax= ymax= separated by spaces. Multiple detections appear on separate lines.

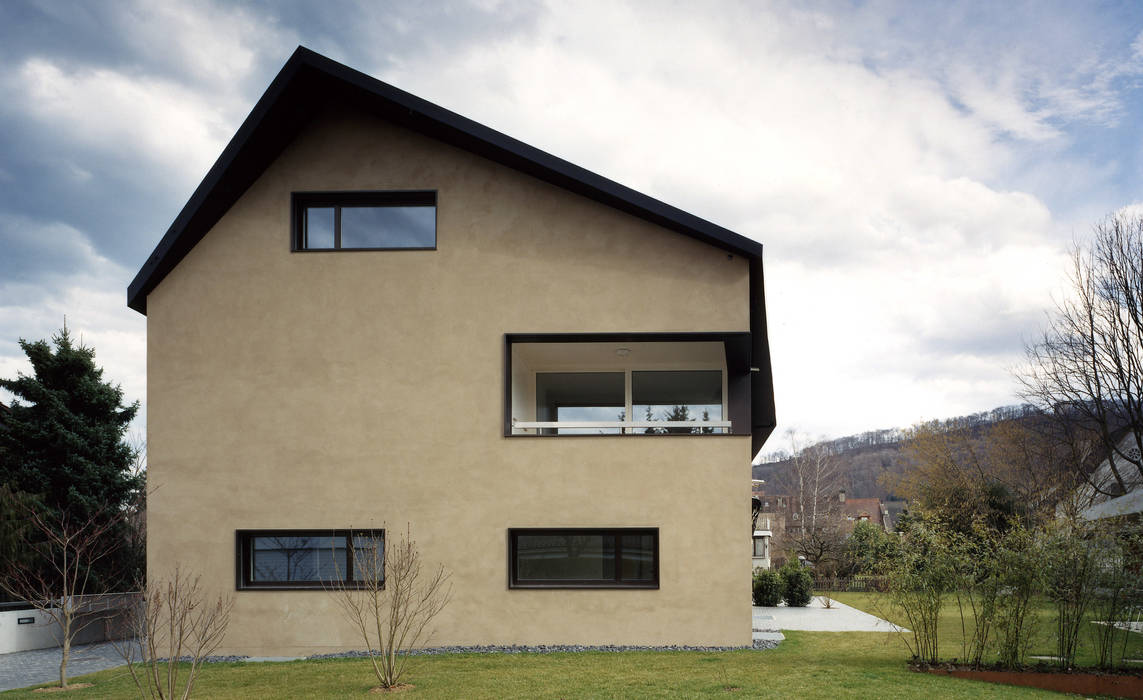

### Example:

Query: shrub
xmin=752 ymin=569 xmax=782 ymax=606
xmin=1042 ymin=521 xmax=1098 ymax=670
xmin=993 ymin=525 xmax=1041 ymax=669
xmin=885 ymin=518 xmax=958 ymax=664
xmin=329 ymin=524 xmax=451 ymax=690
xmin=781 ymin=563 xmax=813 ymax=607
xmin=114 ymin=566 xmax=234 ymax=699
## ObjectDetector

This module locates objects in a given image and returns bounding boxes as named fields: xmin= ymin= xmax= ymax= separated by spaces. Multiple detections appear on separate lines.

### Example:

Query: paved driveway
xmin=0 ymin=642 xmax=124 ymax=692
xmin=752 ymin=595 xmax=905 ymax=642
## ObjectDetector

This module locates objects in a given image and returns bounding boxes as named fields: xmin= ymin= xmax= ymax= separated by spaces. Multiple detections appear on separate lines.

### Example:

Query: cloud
xmin=3 ymin=0 xmax=1143 ymax=443
xmin=379 ymin=0 xmax=1134 ymax=438
xmin=10 ymin=59 xmax=236 ymax=190
xmin=0 ymin=218 xmax=146 ymax=432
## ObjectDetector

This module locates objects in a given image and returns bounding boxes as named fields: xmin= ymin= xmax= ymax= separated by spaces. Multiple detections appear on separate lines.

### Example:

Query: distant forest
xmin=752 ymin=404 xmax=1038 ymax=501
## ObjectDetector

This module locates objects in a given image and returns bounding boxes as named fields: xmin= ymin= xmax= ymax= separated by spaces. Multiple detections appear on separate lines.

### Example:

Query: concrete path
xmin=0 ymin=641 xmax=124 ymax=692
xmin=752 ymin=595 xmax=905 ymax=640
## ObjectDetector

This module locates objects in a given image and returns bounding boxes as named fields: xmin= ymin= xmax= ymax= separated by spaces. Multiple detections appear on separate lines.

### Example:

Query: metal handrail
xmin=513 ymin=419 xmax=731 ymax=430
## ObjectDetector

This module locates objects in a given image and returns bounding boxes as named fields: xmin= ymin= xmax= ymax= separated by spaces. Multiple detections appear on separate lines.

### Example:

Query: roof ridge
xmin=127 ymin=46 xmax=762 ymax=314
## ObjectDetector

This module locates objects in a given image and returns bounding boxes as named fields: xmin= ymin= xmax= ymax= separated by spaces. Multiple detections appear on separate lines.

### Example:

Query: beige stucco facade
xmin=145 ymin=106 xmax=755 ymax=656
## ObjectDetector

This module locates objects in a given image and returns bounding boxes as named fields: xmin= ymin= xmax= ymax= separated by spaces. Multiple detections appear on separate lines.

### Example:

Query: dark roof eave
xmin=126 ymin=46 xmax=763 ymax=314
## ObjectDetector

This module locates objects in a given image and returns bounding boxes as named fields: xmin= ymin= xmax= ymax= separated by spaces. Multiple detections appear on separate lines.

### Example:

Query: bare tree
xmin=775 ymin=432 xmax=846 ymax=569
xmin=114 ymin=567 xmax=233 ymax=700
xmin=780 ymin=432 xmax=844 ymax=534
xmin=329 ymin=525 xmax=451 ymax=690
xmin=1019 ymin=212 xmax=1143 ymax=497
xmin=0 ymin=497 xmax=123 ymax=689
xmin=985 ymin=417 xmax=1084 ymax=519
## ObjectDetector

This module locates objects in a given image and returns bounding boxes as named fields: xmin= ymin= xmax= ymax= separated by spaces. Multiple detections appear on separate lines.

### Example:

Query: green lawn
xmin=831 ymin=591 xmax=1143 ymax=668
xmin=3 ymin=632 xmax=1065 ymax=698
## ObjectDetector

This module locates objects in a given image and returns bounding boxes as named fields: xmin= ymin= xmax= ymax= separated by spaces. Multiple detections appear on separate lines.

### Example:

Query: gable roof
xmin=126 ymin=47 xmax=776 ymax=454
xmin=127 ymin=46 xmax=763 ymax=315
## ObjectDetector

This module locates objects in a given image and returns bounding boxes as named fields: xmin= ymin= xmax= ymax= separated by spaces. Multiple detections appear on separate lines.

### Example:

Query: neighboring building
xmin=751 ymin=527 xmax=772 ymax=571
xmin=1076 ymin=432 xmax=1143 ymax=521
xmin=750 ymin=486 xmax=772 ymax=571
xmin=840 ymin=496 xmax=887 ymax=531
xmin=128 ymin=48 xmax=776 ymax=656
xmin=882 ymin=500 xmax=908 ymax=531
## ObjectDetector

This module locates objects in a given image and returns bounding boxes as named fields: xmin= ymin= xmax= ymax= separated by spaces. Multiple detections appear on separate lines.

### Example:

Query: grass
xmin=2 ymin=632 xmax=1065 ymax=699
xmin=831 ymin=591 xmax=1143 ymax=668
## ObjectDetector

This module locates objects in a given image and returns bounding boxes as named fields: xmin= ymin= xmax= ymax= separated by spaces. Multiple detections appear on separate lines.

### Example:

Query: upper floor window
xmin=293 ymin=191 xmax=436 ymax=251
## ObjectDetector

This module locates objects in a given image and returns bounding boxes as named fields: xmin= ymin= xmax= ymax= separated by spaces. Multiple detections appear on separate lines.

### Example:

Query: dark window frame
xmin=504 ymin=333 xmax=751 ymax=438
xmin=508 ymin=528 xmax=659 ymax=589
xmin=235 ymin=529 xmax=385 ymax=591
xmin=291 ymin=190 xmax=437 ymax=251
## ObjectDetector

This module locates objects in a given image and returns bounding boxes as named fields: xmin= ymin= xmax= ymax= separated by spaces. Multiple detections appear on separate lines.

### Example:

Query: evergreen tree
xmin=643 ymin=405 xmax=659 ymax=434
xmin=664 ymin=404 xmax=691 ymax=434
xmin=0 ymin=326 xmax=141 ymax=590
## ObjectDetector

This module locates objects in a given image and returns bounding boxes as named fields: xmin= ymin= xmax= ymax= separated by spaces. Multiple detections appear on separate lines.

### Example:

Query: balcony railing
xmin=512 ymin=419 xmax=732 ymax=432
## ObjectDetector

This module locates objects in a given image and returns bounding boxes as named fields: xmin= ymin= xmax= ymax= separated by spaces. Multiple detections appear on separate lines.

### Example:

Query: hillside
xmin=753 ymin=404 xmax=1036 ymax=501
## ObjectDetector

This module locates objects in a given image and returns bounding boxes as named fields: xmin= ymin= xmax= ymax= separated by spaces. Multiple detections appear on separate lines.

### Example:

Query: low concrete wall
xmin=0 ymin=594 xmax=137 ymax=655
xmin=0 ymin=607 xmax=60 ymax=654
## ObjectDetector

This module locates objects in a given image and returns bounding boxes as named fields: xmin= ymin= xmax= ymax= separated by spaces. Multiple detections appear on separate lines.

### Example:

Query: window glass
xmin=250 ymin=535 xmax=343 ymax=583
xmin=352 ymin=534 xmax=385 ymax=582
xmin=510 ymin=529 xmax=658 ymax=588
xmin=304 ymin=207 xmax=335 ymax=249
xmin=535 ymin=372 xmax=624 ymax=435
xmin=632 ymin=370 xmax=722 ymax=434
xmin=340 ymin=206 xmax=435 ymax=248
xmin=620 ymin=533 xmax=655 ymax=581
xmin=516 ymin=533 xmax=615 ymax=581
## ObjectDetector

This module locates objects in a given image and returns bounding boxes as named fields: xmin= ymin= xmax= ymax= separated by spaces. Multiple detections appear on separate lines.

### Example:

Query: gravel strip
xmin=309 ymin=639 xmax=779 ymax=660
xmin=154 ymin=655 xmax=250 ymax=663
xmin=154 ymin=638 xmax=781 ymax=664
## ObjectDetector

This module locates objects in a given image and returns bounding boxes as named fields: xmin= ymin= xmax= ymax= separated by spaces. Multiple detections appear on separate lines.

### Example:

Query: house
xmin=127 ymin=47 xmax=776 ymax=656
xmin=1075 ymin=432 xmax=1143 ymax=521
xmin=881 ymin=499 xmax=908 ymax=531
xmin=750 ymin=484 xmax=773 ymax=570
xmin=839 ymin=494 xmax=888 ymax=531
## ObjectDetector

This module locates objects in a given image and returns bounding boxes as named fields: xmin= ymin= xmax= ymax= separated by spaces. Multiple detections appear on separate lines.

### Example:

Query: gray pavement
xmin=752 ymin=595 xmax=905 ymax=637
xmin=0 ymin=641 xmax=125 ymax=692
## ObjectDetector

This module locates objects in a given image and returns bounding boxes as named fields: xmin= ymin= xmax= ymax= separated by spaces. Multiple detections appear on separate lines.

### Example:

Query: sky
xmin=2 ymin=0 xmax=1143 ymax=448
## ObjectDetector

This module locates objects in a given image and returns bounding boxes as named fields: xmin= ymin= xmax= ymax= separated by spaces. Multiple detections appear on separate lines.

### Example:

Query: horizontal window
xmin=236 ymin=529 xmax=383 ymax=590
xmin=509 ymin=528 xmax=659 ymax=589
xmin=293 ymin=191 xmax=436 ymax=250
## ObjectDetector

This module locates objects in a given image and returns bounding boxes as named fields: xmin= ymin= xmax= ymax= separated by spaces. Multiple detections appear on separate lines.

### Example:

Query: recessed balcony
xmin=505 ymin=333 xmax=752 ymax=437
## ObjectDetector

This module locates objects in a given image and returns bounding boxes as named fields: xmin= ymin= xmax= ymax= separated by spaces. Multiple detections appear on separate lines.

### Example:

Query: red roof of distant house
xmin=842 ymin=498 xmax=884 ymax=525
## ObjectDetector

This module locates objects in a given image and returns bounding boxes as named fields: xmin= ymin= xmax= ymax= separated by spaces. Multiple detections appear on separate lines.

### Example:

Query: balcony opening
xmin=505 ymin=334 xmax=750 ymax=437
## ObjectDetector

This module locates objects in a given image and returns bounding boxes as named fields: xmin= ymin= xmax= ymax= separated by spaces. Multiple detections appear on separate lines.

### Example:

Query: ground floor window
xmin=236 ymin=529 xmax=384 ymax=590
xmin=508 ymin=528 xmax=659 ymax=589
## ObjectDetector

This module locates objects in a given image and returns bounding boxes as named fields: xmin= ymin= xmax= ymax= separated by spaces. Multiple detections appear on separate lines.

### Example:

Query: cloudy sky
xmin=2 ymin=1 xmax=1142 ymax=447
